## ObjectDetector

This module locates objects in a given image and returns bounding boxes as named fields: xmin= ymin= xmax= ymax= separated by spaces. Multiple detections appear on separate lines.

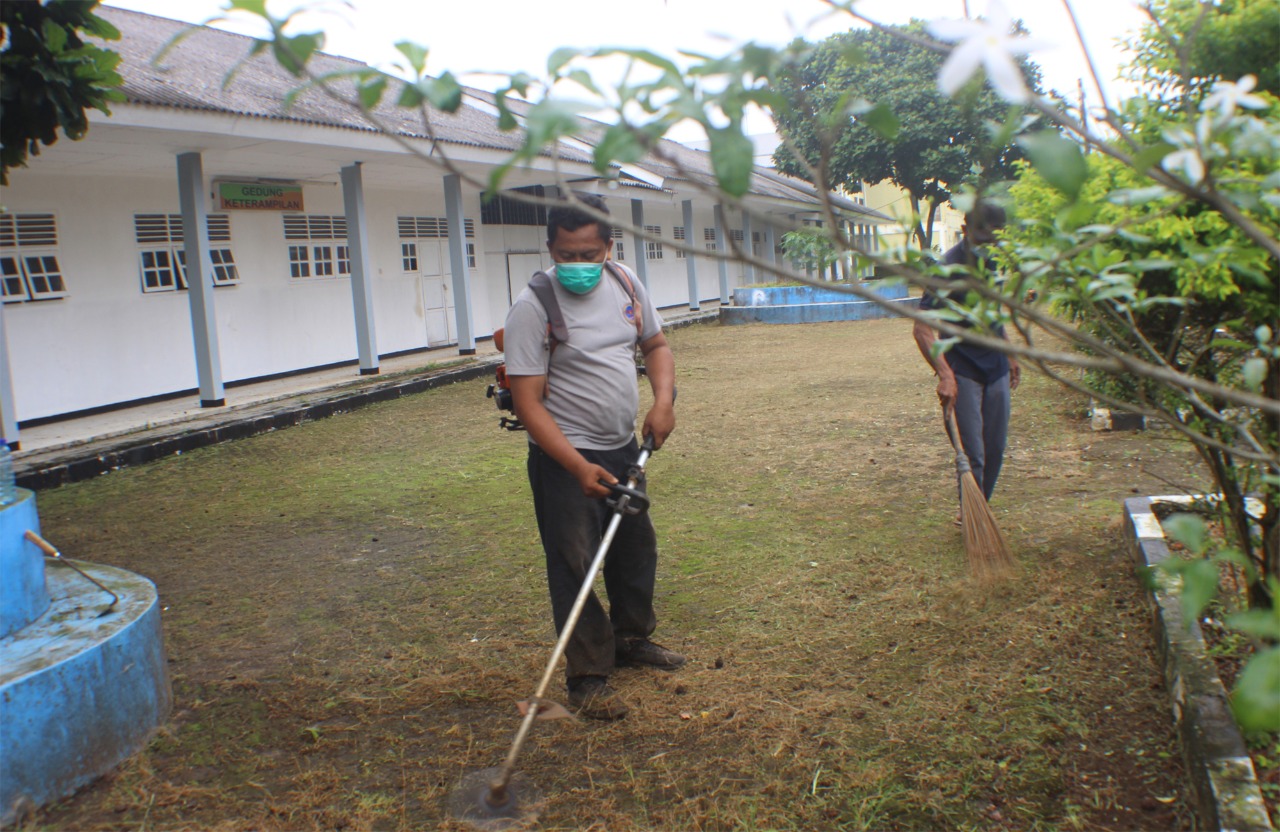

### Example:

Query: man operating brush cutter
xmin=503 ymin=193 xmax=684 ymax=721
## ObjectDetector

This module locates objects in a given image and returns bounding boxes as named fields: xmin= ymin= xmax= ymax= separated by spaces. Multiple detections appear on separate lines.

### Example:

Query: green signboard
xmin=217 ymin=181 xmax=304 ymax=211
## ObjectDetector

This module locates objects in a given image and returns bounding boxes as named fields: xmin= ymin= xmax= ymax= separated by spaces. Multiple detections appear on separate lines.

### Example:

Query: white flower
xmin=1201 ymin=74 xmax=1267 ymax=123
xmin=927 ymin=0 xmax=1050 ymax=104
xmin=1162 ymin=147 xmax=1205 ymax=185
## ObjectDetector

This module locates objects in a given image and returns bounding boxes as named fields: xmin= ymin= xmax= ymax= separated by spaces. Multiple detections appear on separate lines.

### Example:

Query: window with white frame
xmin=284 ymin=214 xmax=350 ymax=279
xmin=644 ymin=224 xmax=663 ymax=260
xmin=396 ymin=215 xmax=476 ymax=272
xmin=672 ymin=225 xmax=687 ymax=259
xmin=0 ymin=213 xmax=69 ymax=303
xmin=703 ymin=227 xmax=718 ymax=252
xmin=611 ymin=227 xmax=625 ymax=261
xmin=134 ymin=213 xmax=239 ymax=293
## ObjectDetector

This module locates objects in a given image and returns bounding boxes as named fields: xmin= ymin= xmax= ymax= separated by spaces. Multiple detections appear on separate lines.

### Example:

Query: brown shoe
xmin=616 ymin=637 xmax=686 ymax=670
xmin=567 ymin=677 xmax=629 ymax=720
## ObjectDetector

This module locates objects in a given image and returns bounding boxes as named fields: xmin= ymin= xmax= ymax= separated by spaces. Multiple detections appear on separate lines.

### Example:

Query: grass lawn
xmin=26 ymin=317 xmax=1208 ymax=831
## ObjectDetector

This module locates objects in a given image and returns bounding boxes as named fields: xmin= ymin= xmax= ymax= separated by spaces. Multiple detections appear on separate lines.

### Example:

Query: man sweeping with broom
xmin=913 ymin=202 xmax=1019 ymax=571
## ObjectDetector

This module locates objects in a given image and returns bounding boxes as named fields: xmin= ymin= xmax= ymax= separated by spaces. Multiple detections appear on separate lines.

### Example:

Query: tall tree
xmin=772 ymin=22 xmax=1041 ymax=251
xmin=0 ymin=0 xmax=124 ymax=186
xmin=1124 ymin=0 xmax=1280 ymax=107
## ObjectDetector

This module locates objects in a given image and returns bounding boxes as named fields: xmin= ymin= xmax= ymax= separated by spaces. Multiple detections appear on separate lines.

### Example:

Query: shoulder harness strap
xmin=527 ymin=271 xmax=568 ymax=343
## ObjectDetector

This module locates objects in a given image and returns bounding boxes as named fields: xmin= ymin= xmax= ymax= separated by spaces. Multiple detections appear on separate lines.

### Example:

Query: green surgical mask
xmin=554 ymin=262 xmax=604 ymax=294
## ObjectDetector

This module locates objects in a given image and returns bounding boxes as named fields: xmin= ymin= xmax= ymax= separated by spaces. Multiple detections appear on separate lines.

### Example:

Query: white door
xmin=419 ymin=240 xmax=453 ymax=346
xmin=506 ymin=252 xmax=546 ymax=306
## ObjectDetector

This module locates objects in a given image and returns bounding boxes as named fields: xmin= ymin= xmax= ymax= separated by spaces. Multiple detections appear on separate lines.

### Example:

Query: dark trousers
xmin=953 ymin=373 xmax=1011 ymax=501
xmin=527 ymin=438 xmax=658 ymax=682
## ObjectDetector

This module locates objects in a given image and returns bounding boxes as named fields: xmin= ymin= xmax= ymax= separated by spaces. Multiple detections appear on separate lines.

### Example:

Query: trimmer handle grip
xmin=603 ymin=481 xmax=649 ymax=515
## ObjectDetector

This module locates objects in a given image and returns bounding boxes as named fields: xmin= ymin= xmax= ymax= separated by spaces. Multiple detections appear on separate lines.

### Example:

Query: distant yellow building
xmin=863 ymin=181 xmax=964 ymax=261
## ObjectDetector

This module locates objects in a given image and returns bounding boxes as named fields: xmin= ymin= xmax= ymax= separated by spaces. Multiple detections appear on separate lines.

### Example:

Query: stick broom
xmin=946 ymin=409 xmax=1014 ymax=577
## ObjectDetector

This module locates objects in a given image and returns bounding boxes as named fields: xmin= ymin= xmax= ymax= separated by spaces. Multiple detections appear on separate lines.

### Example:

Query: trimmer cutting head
xmin=446 ymin=767 xmax=542 ymax=830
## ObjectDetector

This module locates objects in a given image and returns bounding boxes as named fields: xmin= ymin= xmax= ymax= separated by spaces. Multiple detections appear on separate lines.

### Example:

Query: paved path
xmin=14 ymin=304 xmax=719 ymax=489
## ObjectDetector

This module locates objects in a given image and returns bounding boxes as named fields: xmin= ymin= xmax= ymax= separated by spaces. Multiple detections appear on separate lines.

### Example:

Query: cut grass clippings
xmin=24 ymin=317 xmax=1207 ymax=831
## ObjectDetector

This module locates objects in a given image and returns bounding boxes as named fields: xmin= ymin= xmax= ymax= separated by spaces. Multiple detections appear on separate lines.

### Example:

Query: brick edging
xmin=1122 ymin=496 xmax=1273 ymax=832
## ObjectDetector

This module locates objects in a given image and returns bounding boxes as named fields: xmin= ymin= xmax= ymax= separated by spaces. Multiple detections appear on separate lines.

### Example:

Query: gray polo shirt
xmin=503 ymin=264 xmax=664 ymax=450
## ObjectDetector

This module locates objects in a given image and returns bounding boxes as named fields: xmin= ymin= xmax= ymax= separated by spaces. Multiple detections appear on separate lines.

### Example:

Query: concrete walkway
xmin=14 ymin=304 xmax=720 ymax=490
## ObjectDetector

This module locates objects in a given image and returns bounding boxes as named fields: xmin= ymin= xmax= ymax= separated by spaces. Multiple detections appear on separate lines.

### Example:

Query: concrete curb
xmin=16 ymin=360 xmax=499 ymax=492
xmin=1122 ymin=496 xmax=1273 ymax=832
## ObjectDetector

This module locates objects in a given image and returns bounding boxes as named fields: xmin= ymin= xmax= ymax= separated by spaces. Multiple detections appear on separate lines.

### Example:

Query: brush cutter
xmin=447 ymin=434 xmax=658 ymax=829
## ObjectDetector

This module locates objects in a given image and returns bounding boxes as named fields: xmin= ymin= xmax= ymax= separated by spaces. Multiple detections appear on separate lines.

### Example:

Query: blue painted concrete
xmin=0 ymin=489 xmax=49 ymax=640
xmin=721 ymin=296 xmax=921 ymax=326
xmin=731 ymin=281 xmax=909 ymax=307
xmin=0 ymin=559 xmax=171 ymax=825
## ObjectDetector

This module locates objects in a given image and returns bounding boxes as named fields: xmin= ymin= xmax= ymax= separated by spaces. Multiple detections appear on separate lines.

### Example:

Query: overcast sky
xmin=102 ymin=0 xmax=1151 ymax=141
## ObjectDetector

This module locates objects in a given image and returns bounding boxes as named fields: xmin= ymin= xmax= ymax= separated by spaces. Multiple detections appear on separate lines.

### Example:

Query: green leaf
xmin=837 ymin=43 xmax=866 ymax=66
xmin=521 ymin=98 xmax=586 ymax=154
xmin=227 ymin=0 xmax=270 ymax=15
xmin=274 ymin=32 xmax=323 ymax=76
xmin=394 ymin=41 xmax=429 ymax=77
xmin=1178 ymin=557 xmax=1220 ymax=622
xmin=1231 ymin=647 xmax=1280 ymax=733
xmin=486 ymin=162 xmax=514 ymax=197
xmin=494 ymin=91 xmax=518 ymax=131
xmin=41 ymin=18 xmax=69 ymax=53
xmin=595 ymin=47 xmax=682 ymax=78
xmin=593 ymin=124 xmax=646 ymax=173
xmin=1132 ymin=142 xmax=1175 ymax=175
xmin=1225 ymin=608 xmax=1280 ymax=641
xmin=708 ymin=127 xmax=755 ymax=198
xmin=396 ymin=83 xmax=424 ymax=108
xmin=1163 ymin=512 xmax=1208 ymax=555
xmin=1017 ymin=131 xmax=1088 ymax=201
xmin=548 ymin=47 xmax=580 ymax=76
xmin=566 ymin=69 xmax=600 ymax=96
xmin=425 ymin=73 xmax=462 ymax=112
xmin=357 ymin=75 xmax=387 ymax=111
xmin=849 ymin=100 xmax=899 ymax=141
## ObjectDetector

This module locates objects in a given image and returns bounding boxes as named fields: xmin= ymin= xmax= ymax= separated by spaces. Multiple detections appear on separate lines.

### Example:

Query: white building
xmin=0 ymin=7 xmax=889 ymax=442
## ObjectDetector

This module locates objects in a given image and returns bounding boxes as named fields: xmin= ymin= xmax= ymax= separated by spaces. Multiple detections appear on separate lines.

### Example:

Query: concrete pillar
xmin=682 ymin=199 xmax=698 ymax=311
xmin=765 ymin=223 xmax=778 ymax=269
xmin=0 ymin=305 xmax=17 ymax=448
xmin=630 ymin=199 xmax=649 ymax=289
xmin=713 ymin=204 xmax=729 ymax=305
xmin=341 ymin=163 xmax=379 ymax=375
xmin=175 ymin=152 xmax=224 ymax=407
xmin=741 ymin=211 xmax=754 ymax=285
xmin=444 ymin=174 xmax=476 ymax=354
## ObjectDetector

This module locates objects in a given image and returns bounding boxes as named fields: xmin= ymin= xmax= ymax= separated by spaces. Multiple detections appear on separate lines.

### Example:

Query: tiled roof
xmin=94 ymin=6 xmax=561 ymax=156
xmin=93 ymin=5 xmax=889 ymax=219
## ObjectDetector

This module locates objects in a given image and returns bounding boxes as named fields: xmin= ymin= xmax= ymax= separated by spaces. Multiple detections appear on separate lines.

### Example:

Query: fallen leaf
xmin=516 ymin=699 xmax=575 ymax=721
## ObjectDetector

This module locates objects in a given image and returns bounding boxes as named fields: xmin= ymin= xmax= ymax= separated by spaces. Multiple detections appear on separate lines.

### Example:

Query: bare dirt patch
xmin=25 ymin=317 xmax=1205 ymax=831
